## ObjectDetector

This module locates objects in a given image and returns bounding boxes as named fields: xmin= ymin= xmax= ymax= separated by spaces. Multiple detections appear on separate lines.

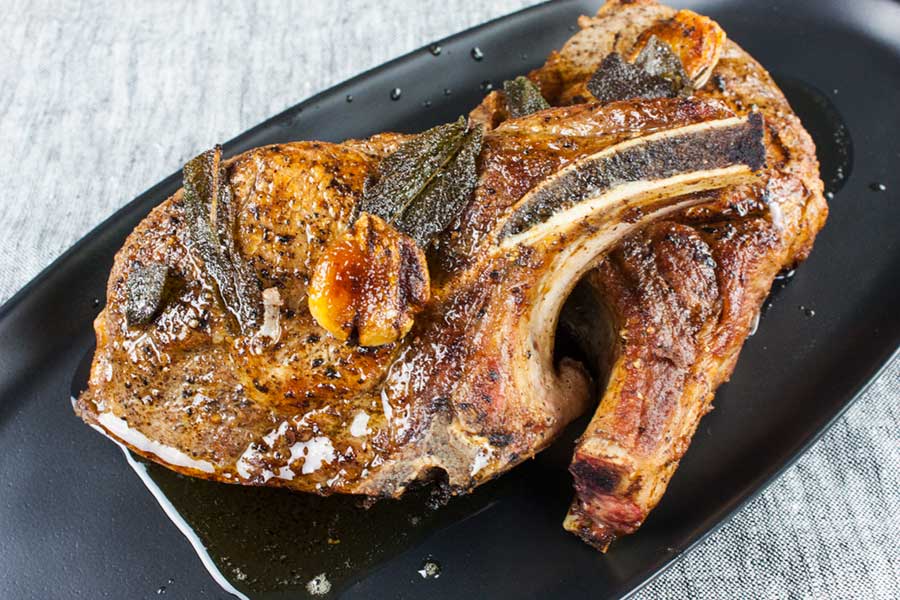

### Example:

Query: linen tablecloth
xmin=1 ymin=2 xmax=896 ymax=597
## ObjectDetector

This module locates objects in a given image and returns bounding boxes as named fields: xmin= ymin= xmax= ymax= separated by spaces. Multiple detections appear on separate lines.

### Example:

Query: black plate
xmin=2 ymin=1 xmax=899 ymax=598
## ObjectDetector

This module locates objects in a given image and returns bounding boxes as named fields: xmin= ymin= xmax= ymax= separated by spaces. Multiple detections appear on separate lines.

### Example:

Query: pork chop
xmin=75 ymin=0 xmax=825 ymax=550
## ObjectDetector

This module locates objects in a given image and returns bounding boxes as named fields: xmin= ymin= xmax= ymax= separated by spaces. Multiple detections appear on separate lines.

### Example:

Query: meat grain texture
xmin=76 ymin=0 xmax=826 ymax=550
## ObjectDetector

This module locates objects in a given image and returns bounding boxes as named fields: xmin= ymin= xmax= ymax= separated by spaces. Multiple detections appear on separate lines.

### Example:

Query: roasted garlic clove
xmin=628 ymin=9 xmax=726 ymax=89
xmin=308 ymin=213 xmax=430 ymax=346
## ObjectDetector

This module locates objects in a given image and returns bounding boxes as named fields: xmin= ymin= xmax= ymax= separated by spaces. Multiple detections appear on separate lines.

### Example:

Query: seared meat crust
xmin=542 ymin=0 xmax=825 ymax=548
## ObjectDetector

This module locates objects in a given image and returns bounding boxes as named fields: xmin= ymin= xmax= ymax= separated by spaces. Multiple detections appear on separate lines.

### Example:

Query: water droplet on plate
xmin=429 ymin=44 xmax=442 ymax=56
xmin=480 ymin=80 xmax=493 ymax=93
xmin=520 ymin=52 xmax=528 ymax=61
xmin=825 ymin=191 xmax=834 ymax=200
xmin=869 ymin=182 xmax=886 ymax=192
xmin=422 ymin=99 xmax=432 ymax=108
xmin=390 ymin=88 xmax=402 ymax=101
xmin=568 ymin=24 xmax=577 ymax=32
xmin=799 ymin=305 xmax=815 ymax=317
xmin=156 ymin=586 xmax=167 ymax=595
xmin=443 ymin=88 xmax=452 ymax=96
xmin=92 ymin=297 xmax=101 ymax=308
xmin=345 ymin=94 xmax=353 ymax=103
xmin=470 ymin=47 xmax=484 ymax=61
xmin=418 ymin=558 xmax=441 ymax=579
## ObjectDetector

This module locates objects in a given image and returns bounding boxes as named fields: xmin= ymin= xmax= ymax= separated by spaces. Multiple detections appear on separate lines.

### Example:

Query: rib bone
xmin=499 ymin=114 xmax=763 ymax=246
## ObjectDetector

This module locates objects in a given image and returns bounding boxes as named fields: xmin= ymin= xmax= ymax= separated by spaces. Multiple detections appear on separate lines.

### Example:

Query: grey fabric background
xmin=1 ymin=1 xmax=896 ymax=598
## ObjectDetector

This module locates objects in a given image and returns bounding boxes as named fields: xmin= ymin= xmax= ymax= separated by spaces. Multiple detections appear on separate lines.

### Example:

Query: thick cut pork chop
xmin=75 ymin=0 xmax=825 ymax=550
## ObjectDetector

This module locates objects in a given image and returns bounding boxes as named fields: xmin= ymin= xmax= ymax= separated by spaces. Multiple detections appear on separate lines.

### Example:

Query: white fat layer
xmin=768 ymin=198 xmax=785 ymax=232
xmin=288 ymin=436 xmax=336 ymax=475
xmin=235 ymin=421 xmax=290 ymax=482
xmin=235 ymin=433 xmax=335 ymax=481
xmin=470 ymin=444 xmax=494 ymax=476
xmin=749 ymin=311 xmax=761 ymax=336
xmin=257 ymin=287 xmax=283 ymax=342
xmin=349 ymin=411 xmax=370 ymax=437
xmin=97 ymin=412 xmax=215 ymax=473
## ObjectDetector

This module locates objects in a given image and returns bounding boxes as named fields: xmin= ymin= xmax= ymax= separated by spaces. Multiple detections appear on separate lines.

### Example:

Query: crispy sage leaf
xmin=633 ymin=35 xmax=693 ymax=96
xmin=393 ymin=124 xmax=484 ymax=246
xmin=587 ymin=37 xmax=692 ymax=103
xmin=503 ymin=76 xmax=550 ymax=118
xmin=587 ymin=53 xmax=674 ymax=102
xmin=125 ymin=262 xmax=171 ymax=326
xmin=183 ymin=146 xmax=261 ymax=335
xmin=359 ymin=117 xmax=466 ymax=223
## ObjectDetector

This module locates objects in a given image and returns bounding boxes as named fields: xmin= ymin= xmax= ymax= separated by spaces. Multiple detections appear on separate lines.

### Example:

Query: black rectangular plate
xmin=1 ymin=1 xmax=898 ymax=598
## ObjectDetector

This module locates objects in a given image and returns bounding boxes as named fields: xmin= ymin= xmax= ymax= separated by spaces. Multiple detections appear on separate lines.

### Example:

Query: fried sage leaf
xmin=587 ymin=53 xmax=674 ymax=102
xmin=183 ymin=146 xmax=261 ymax=335
xmin=587 ymin=36 xmax=692 ymax=103
xmin=125 ymin=262 xmax=171 ymax=326
xmin=359 ymin=117 xmax=467 ymax=224
xmin=393 ymin=124 xmax=484 ymax=246
xmin=633 ymin=35 xmax=693 ymax=95
xmin=503 ymin=76 xmax=550 ymax=119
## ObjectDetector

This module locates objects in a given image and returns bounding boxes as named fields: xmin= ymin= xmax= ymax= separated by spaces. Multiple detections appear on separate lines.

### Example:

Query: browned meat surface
xmin=74 ymin=0 xmax=826 ymax=550
xmin=520 ymin=0 xmax=826 ymax=549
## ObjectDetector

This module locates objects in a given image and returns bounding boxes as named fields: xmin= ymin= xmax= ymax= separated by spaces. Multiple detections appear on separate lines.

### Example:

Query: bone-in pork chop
xmin=75 ymin=0 xmax=825 ymax=550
